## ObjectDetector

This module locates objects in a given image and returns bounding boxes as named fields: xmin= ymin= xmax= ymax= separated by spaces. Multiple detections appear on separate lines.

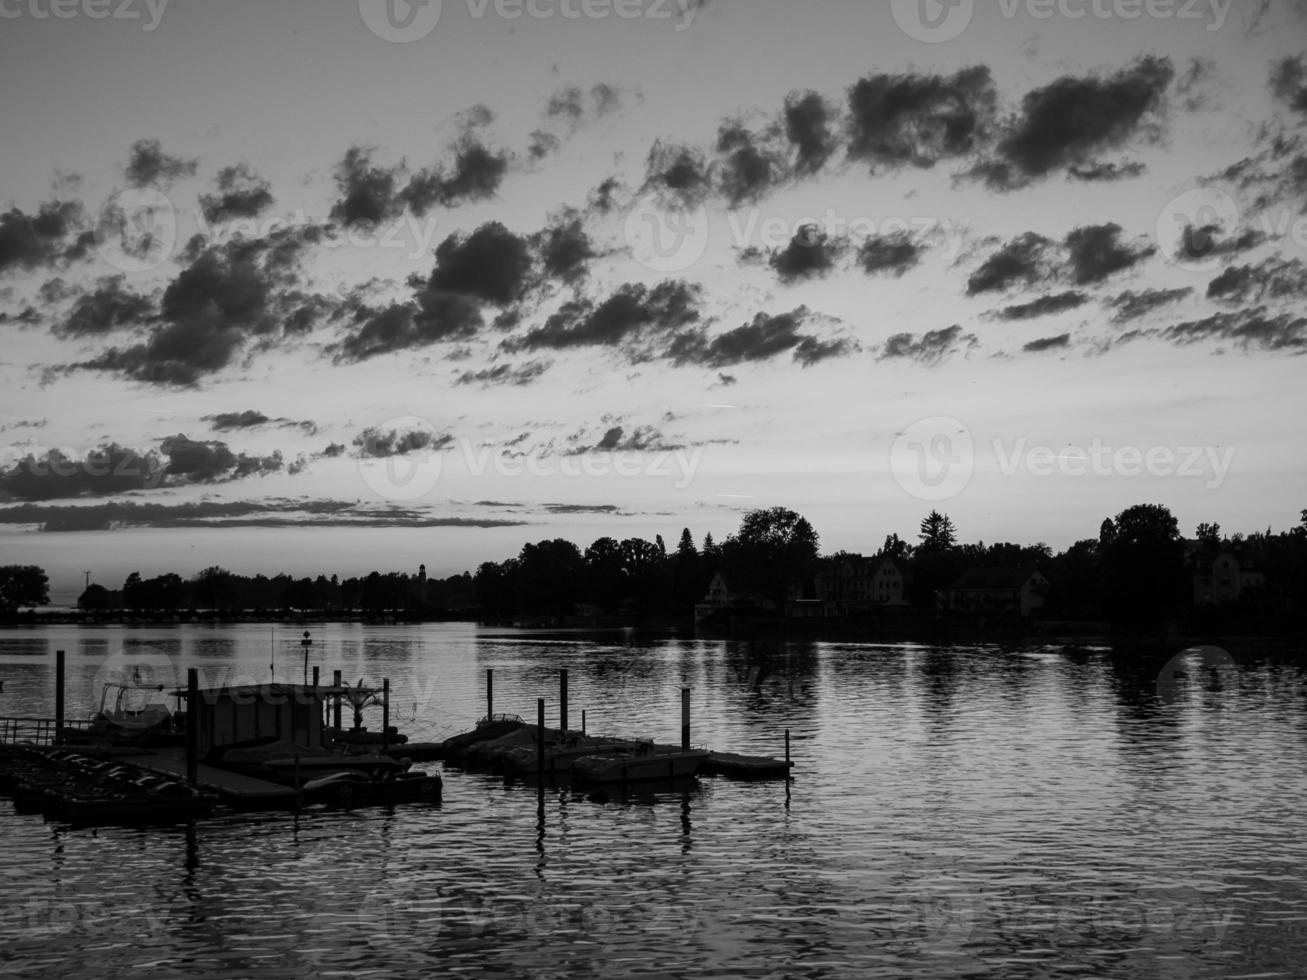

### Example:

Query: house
xmin=693 ymin=571 xmax=776 ymax=622
xmin=939 ymin=567 xmax=1049 ymax=618
xmin=1192 ymin=549 xmax=1265 ymax=605
xmin=814 ymin=555 xmax=906 ymax=612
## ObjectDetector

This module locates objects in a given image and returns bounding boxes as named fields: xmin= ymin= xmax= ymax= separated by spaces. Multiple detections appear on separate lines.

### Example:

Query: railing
xmin=0 ymin=717 xmax=94 ymax=746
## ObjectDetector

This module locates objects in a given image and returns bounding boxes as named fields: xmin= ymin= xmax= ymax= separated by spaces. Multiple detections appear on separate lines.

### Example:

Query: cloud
xmin=199 ymin=163 xmax=275 ymax=223
xmin=124 ymin=138 xmax=197 ymax=188
xmin=428 ymin=222 xmax=533 ymax=304
xmin=1175 ymin=223 xmax=1266 ymax=263
xmin=966 ymin=232 xmax=1056 ymax=295
xmin=769 ymin=225 xmax=846 ymax=283
xmin=160 ymin=434 xmax=283 ymax=482
xmin=76 ymin=225 xmax=325 ymax=385
xmin=858 ymin=230 xmax=926 ymax=277
xmin=330 ymin=146 xmax=403 ymax=226
xmin=1206 ymin=257 xmax=1307 ymax=304
xmin=336 ymin=295 xmax=482 ymax=362
xmin=0 ymin=200 xmax=88 ymax=273
xmin=203 ymin=411 xmax=317 ymax=434
xmin=564 ymin=424 xmax=683 ymax=455
xmin=508 ymin=280 xmax=701 ymax=353
xmin=0 ymin=499 xmax=528 ymax=531
xmin=456 ymin=360 xmax=550 ymax=386
xmin=715 ymin=121 xmax=786 ymax=207
xmin=1158 ymin=306 xmax=1307 ymax=352
xmin=845 ymin=66 xmax=997 ymax=170
xmin=38 ymin=278 xmax=77 ymax=304
xmin=1063 ymin=222 xmax=1156 ymax=284
xmin=354 ymin=425 xmax=455 ymax=458
xmin=784 ymin=91 xmax=838 ymax=176
xmin=995 ymin=290 xmax=1089 ymax=321
xmin=974 ymin=56 xmax=1174 ymax=189
xmin=1271 ymin=54 xmax=1307 ymax=115
xmin=1023 ymin=333 xmax=1071 ymax=353
xmin=0 ymin=444 xmax=164 ymax=502
xmin=531 ymin=211 xmax=597 ymax=284
xmin=672 ymin=307 xmax=856 ymax=368
xmin=880 ymin=324 xmax=977 ymax=365
xmin=1107 ymin=286 xmax=1192 ymax=324
xmin=402 ymin=139 xmax=510 ymax=216
xmin=1067 ymin=161 xmax=1146 ymax=182
xmin=55 ymin=276 xmax=154 ymax=337
xmin=643 ymin=141 xmax=712 ymax=207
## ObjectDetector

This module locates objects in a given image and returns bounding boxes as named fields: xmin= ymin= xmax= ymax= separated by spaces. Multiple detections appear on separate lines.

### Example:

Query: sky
xmin=1 ymin=0 xmax=1305 ymax=603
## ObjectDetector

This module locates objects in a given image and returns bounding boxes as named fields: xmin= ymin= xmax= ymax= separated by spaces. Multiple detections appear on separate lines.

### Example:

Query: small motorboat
xmin=572 ymin=745 xmax=710 ymax=784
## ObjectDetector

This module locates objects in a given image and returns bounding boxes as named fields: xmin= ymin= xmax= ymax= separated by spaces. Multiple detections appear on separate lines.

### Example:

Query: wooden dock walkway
xmin=122 ymin=748 xmax=298 ymax=809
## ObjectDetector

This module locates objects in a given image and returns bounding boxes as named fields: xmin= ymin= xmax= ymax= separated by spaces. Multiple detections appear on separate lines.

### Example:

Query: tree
xmin=1196 ymin=522 xmax=1223 ymax=549
xmin=880 ymin=533 xmax=911 ymax=560
xmin=917 ymin=510 xmax=957 ymax=554
xmin=0 ymin=565 xmax=49 ymax=614
xmin=732 ymin=507 xmax=820 ymax=604
xmin=78 ymin=583 xmax=113 ymax=611
xmin=1100 ymin=503 xmax=1185 ymax=626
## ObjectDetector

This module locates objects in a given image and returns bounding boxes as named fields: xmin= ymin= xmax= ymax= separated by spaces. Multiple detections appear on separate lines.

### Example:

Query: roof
xmin=169 ymin=682 xmax=371 ymax=698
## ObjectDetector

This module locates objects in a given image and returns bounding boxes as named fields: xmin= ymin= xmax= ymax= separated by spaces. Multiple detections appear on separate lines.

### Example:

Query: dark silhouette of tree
xmin=917 ymin=510 xmax=957 ymax=554
xmin=584 ymin=537 xmax=625 ymax=610
xmin=881 ymin=533 xmax=911 ymax=560
xmin=730 ymin=506 xmax=820 ymax=604
xmin=77 ymin=583 xmax=114 ymax=611
xmin=1100 ymin=503 xmax=1185 ymax=626
xmin=0 ymin=565 xmax=49 ymax=614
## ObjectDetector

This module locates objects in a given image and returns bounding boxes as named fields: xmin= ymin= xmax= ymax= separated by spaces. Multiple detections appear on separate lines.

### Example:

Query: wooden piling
xmin=382 ymin=678 xmax=390 ymax=754
xmin=582 ymin=709 xmax=586 ymax=735
xmin=312 ymin=665 xmax=319 ymax=689
xmin=185 ymin=668 xmax=199 ymax=785
xmin=537 ymin=698 xmax=545 ymax=776
xmin=332 ymin=670 xmax=342 ymax=730
xmin=681 ymin=687 xmax=690 ymax=751
xmin=487 ymin=668 xmax=494 ymax=721
xmin=559 ymin=669 xmax=569 ymax=734
xmin=54 ymin=649 xmax=65 ymax=743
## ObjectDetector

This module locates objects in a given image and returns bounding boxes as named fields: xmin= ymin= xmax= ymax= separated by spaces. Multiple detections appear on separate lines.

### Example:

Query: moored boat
xmin=572 ymin=745 xmax=710 ymax=784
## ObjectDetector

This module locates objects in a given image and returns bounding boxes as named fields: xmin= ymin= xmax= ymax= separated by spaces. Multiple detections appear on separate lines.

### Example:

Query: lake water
xmin=1 ymin=623 xmax=1306 ymax=979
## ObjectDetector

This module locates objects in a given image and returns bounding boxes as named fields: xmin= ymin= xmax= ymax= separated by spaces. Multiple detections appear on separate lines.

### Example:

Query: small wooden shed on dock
xmin=182 ymin=683 xmax=362 ymax=755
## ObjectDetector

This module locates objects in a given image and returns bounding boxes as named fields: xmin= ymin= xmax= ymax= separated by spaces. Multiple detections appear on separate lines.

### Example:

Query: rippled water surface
xmin=2 ymin=623 xmax=1307 ymax=978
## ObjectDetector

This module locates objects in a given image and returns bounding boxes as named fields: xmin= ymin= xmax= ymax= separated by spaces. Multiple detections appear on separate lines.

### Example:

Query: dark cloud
xmin=784 ymin=91 xmax=837 ymax=176
xmin=0 ymin=201 xmax=87 ymax=273
xmin=508 ymin=280 xmax=701 ymax=352
xmin=528 ymin=130 xmax=562 ymax=161
xmin=1067 ymin=161 xmax=1147 ymax=182
xmin=402 ymin=140 xmax=510 ymax=216
xmin=330 ymin=146 xmax=403 ymax=226
xmin=995 ymin=290 xmax=1089 ymax=321
xmin=770 ymin=226 xmax=845 ymax=283
xmin=428 ymin=222 xmax=532 ymax=304
xmin=124 ymin=139 xmax=197 ymax=188
xmin=0 ymin=499 xmax=527 ymax=532
xmin=56 ymin=276 xmax=154 ymax=337
xmin=354 ymin=426 xmax=455 ymax=458
xmin=1206 ymin=257 xmax=1307 ymax=304
xmin=966 ymin=232 xmax=1056 ymax=295
xmin=858 ymin=230 xmax=925 ymax=277
xmin=846 ymin=66 xmax=996 ymax=170
xmin=589 ymin=177 xmax=623 ymax=215
xmin=1064 ymin=223 xmax=1156 ymax=284
xmin=161 ymin=434 xmax=283 ymax=482
xmin=643 ymin=141 xmax=712 ymax=206
xmin=0 ymin=444 xmax=164 ymax=502
xmin=1158 ymin=306 xmax=1307 ymax=352
xmin=565 ymin=424 xmax=682 ymax=455
xmin=77 ymin=226 xmax=324 ymax=385
xmin=531 ymin=212 xmax=596 ymax=284
xmin=199 ymin=163 xmax=275 ymax=223
xmin=203 ymin=411 xmax=317 ymax=434
xmin=1107 ymin=286 xmax=1192 ymax=324
xmin=715 ymin=122 xmax=785 ymax=207
xmin=1023 ymin=333 xmax=1071 ymax=353
xmin=1175 ymin=223 xmax=1266 ymax=265
xmin=880 ymin=325 xmax=977 ymax=365
xmin=976 ymin=56 xmax=1174 ymax=189
xmin=38 ymin=278 xmax=77 ymax=304
xmin=456 ymin=360 xmax=551 ymax=387
xmin=671 ymin=307 xmax=855 ymax=368
xmin=1271 ymin=55 xmax=1307 ymax=115
xmin=335 ymin=295 xmax=482 ymax=363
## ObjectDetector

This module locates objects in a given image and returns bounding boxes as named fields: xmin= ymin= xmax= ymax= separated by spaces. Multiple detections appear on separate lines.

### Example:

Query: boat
xmin=571 ymin=744 xmax=710 ymax=784
xmin=214 ymin=738 xmax=405 ymax=786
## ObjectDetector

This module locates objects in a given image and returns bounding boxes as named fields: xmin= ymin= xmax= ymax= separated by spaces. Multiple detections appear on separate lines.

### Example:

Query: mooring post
xmin=382 ymin=678 xmax=390 ymax=754
xmin=54 ymin=649 xmax=65 ymax=744
xmin=537 ymin=697 xmax=546 ymax=776
xmin=312 ymin=665 xmax=319 ymax=689
xmin=559 ymin=669 xmax=568 ymax=734
xmin=681 ymin=686 xmax=690 ymax=751
xmin=486 ymin=668 xmax=494 ymax=721
xmin=785 ymin=728 xmax=791 ymax=773
xmin=332 ymin=669 xmax=342 ymax=731
xmin=186 ymin=668 xmax=198 ymax=786
xmin=582 ymin=709 xmax=586 ymax=736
